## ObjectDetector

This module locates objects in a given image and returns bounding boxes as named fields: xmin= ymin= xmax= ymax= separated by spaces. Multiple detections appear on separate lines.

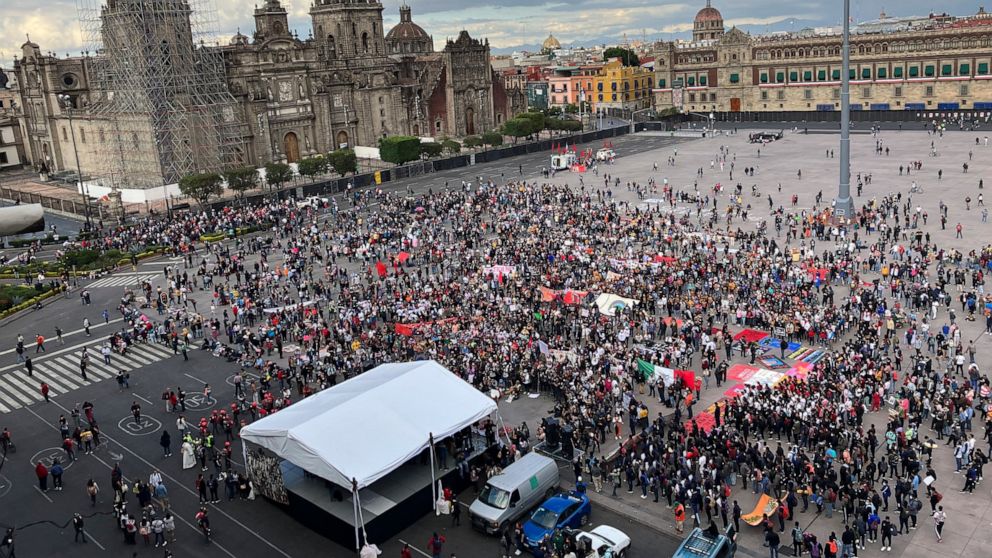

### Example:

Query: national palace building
xmin=651 ymin=2 xmax=992 ymax=115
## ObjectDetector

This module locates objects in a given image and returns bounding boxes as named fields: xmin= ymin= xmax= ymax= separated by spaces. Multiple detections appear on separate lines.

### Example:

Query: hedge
xmin=0 ymin=286 xmax=64 ymax=320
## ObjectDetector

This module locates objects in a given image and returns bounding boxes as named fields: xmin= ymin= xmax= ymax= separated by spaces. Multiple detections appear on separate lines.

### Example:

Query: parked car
xmin=521 ymin=491 xmax=591 ymax=549
xmin=572 ymin=525 xmax=631 ymax=558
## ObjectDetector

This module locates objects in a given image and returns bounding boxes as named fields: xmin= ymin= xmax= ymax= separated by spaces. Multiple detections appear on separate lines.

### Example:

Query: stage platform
xmin=275 ymin=432 xmax=491 ymax=548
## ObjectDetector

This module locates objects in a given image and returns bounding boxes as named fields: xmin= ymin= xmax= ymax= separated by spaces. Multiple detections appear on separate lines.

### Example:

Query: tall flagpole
xmin=835 ymin=0 xmax=854 ymax=218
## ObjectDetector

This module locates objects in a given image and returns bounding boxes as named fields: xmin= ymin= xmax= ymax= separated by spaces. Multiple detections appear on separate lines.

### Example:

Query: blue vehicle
xmin=522 ymin=491 xmax=591 ymax=550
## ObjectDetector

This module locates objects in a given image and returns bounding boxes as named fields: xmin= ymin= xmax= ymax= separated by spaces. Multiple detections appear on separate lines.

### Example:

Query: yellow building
xmin=592 ymin=59 xmax=653 ymax=114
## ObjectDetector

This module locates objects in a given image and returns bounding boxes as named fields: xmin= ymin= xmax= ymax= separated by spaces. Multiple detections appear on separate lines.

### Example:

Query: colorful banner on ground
xmin=595 ymin=293 xmax=637 ymax=316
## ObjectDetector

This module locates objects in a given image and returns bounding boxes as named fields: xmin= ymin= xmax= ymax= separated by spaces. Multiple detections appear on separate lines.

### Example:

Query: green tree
xmin=328 ymin=149 xmax=358 ymax=176
xmin=420 ymin=142 xmax=444 ymax=158
xmin=264 ymin=162 xmax=293 ymax=190
xmin=223 ymin=166 xmax=259 ymax=200
xmin=564 ymin=103 xmax=579 ymax=114
xmin=519 ymin=112 xmax=546 ymax=134
xmin=502 ymin=118 xmax=534 ymax=143
xmin=297 ymin=156 xmax=328 ymax=181
xmin=379 ymin=136 xmax=422 ymax=165
xmin=462 ymin=135 xmax=483 ymax=149
xmin=481 ymin=131 xmax=503 ymax=147
xmin=178 ymin=172 xmax=223 ymax=207
xmin=603 ymin=47 xmax=639 ymax=67
xmin=440 ymin=139 xmax=461 ymax=154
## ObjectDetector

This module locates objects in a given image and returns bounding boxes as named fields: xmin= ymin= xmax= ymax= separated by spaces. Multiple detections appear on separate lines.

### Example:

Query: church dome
xmin=387 ymin=4 xmax=430 ymax=41
xmin=542 ymin=33 xmax=561 ymax=51
xmin=230 ymin=29 xmax=249 ymax=46
xmin=694 ymin=3 xmax=723 ymax=23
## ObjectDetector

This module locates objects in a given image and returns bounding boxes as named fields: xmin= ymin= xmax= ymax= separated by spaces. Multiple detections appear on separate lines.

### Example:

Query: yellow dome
xmin=542 ymin=33 xmax=561 ymax=51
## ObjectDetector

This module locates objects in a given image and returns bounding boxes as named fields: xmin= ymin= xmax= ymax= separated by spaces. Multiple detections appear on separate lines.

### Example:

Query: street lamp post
xmin=57 ymin=94 xmax=91 ymax=228
xmin=834 ymin=0 xmax=854 ymax=219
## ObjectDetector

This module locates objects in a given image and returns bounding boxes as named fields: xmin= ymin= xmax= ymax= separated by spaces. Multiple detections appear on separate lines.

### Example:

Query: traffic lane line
xmin=0 ymin=318 xmax=125 ymax=358
xmin=25 ymin=401 xmax=240 ymax=558
xmin=42 ymin=396 xmax=295 ymax=558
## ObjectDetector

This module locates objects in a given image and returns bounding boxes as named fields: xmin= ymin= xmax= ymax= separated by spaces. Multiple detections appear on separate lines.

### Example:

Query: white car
xmin=574 ymin=525 xmax=631 ymax=558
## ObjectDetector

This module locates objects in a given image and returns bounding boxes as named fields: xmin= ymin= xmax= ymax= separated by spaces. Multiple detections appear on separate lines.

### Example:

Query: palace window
xmin=776 ymin=90 xmax=785 ymax=100
xmin=761 ymin=91 xmax=768 ymax=100
xmin=960 ymin=63 xmax=970 ymax=75
xmin=893 ymin=67 xmax=903 ymax=78
xmin=941 ymin=64 xmax=953 ymax=76
xmin=960 ymin=84 xmax=969 ymax=96
xmin=877 ymin=68 xmax=887 ymax=78
xmin=804 ymin=89 xmax=812 ymax=100
xmin=979 ymin=63 xmax=989 ymax=75
xmin=861 ymin=87 xmax=871 ymax=98
xmin=894 ymin=86 xmax=903 ymax=97
xmin=924 ymin=65 xmax=935 ymax=77
xmin=925 ymin=85 xmax=934 ymax=97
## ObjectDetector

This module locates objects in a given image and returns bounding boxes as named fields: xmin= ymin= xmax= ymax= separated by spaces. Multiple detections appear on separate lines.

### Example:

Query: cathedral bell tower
xmin=310 ymin=0 xmax=387 ymax=60
xmin=254 ymin=0 xmax=291 ymax=42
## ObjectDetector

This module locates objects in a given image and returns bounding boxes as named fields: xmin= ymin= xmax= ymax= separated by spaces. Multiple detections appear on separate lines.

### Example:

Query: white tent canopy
xmin=239 ymin=360 xmax=497 ymax=490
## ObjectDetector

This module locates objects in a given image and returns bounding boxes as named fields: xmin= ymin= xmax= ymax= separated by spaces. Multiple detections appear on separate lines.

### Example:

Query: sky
xmin=0 ymin=0 xmax=987 ymax=62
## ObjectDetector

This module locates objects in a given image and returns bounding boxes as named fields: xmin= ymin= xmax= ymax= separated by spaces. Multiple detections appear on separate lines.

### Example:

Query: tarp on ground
xmin=595 ymin=293 xmax=637 ymax=316
xmin=239 ymin=360 xmax=497 ymax=489
xmin=741 ymin=494 xmax=780 ymax=526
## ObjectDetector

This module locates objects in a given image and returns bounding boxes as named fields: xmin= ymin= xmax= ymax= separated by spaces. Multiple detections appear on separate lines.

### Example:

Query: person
xmin=40 ymin=381 xmax=48 ymax=402
xmin=879 ymin=516 xmax=894 ymax=552
xmin=152 ymin=515 xmax=166 ymax=547
xmin=400 ymin=543 xmax=412 ymax=558
xmin=160 ymin=430 xmax=172 ymax=457
xmin=163 ymin=512 xmax=176 ymax=544
xmin=766 ymin=529 xmax=781 ymax=558
xmin=932 ymin=506 xmax=946 ymax=542
xmin=427 ymin=532 xmax=445 ymax=558
xmin=83 ymin=317 xmax=91 ymax=336
xmin=674 ymin=501 xmax=686 ymax=533
xmin=86 ymin=478 xmax=99 ymax=506
xmin=35 ymin=461 xmax=48 ymax=491
xmin=72 ymin=513 xmax=86 ymax=543
xmin=195 ymin=507 xmax=210 ymax=541
xmin=451 ymin=496 xmax=461 ymax=526
xmin=131 ymin=402 xmax=141 ymax=424
xmin=50 ymin=459 xmax=64 ymax=491
xmin=25 ymin=357 xmax=33 ymax=377
xmin=791 ymin=522 xmax=805 ymax=556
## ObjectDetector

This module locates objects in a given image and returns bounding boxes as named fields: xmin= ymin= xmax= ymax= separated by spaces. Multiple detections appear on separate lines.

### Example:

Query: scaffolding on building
xmin=76 ymin=0 xmax=246 ymax=190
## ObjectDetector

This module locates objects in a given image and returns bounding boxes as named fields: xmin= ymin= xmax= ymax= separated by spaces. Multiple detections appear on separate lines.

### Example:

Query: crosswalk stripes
xmin=0 ymin=342 xmax=178 ymax=413
xmin=86 ymin=272 xmax=162 ymax=289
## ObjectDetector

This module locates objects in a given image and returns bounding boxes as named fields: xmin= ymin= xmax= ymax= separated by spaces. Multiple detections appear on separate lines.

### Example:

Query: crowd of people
xmin=6 ymin=129 xmax=992 ymax=558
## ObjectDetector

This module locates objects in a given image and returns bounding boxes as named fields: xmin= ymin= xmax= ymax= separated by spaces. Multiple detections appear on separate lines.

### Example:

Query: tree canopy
xmin=223 ymin=166 xmax=259 ymax=198
xmin=603 ymin=47 xmax=640 ymax=67
xmin=328 ymin=149 xmax=358 ymax=176
xmin=379 ymin=136 xmax=422 ymax=165
xmin=178 ymin=172 xmax=223 ymax=207
xmin=264 ymin=162 xmax=293 ymax=190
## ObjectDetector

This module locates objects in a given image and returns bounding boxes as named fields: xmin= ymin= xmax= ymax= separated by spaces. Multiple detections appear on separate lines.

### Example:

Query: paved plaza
xmin=0 ymin=126 xmax=991 ymax=558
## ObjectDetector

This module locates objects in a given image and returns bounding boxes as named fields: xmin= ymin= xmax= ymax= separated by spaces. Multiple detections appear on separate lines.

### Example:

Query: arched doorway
xmin=464 ymin=107 xmax=475 ymax=136
xmin=336 ymin=130 xmax=349 ymax=149
xmin=283 ymin=132 xmax=300 ymax=163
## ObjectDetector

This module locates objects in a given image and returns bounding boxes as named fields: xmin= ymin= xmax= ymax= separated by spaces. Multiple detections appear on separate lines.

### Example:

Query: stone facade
xmin=653 ymin=4 xmax=992 ymax=114
xmin=10 ymin=0 xmax=525 ymax=182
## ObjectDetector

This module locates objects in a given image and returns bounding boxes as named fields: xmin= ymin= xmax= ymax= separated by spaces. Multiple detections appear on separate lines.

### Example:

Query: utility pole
xmin=834 ymin=0 xmax=854 ymax=219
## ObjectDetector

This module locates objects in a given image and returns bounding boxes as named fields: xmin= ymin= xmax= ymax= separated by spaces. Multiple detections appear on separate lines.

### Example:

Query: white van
xmin=469 ymin=452 xmax=560 ymax=535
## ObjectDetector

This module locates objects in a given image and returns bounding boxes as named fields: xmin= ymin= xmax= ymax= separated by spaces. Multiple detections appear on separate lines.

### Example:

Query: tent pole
xmin=352 ymin=479 xmax=360 ymax=552
xmin=429 ymin=433 xmax=437 ymax=512
xmin=495 ymin=413 xmax=513 ymax=448
xmin=356 ymin=487 xmax=368 ymax=547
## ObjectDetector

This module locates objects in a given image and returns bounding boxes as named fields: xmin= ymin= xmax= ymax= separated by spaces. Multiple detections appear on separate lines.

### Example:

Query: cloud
xmin=1 ymin=0 xmax=988 ymax=64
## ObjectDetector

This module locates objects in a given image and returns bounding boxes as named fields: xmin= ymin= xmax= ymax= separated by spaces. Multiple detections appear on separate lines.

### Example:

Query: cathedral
xmin=12 ymin=0 xmax=525 ymax=190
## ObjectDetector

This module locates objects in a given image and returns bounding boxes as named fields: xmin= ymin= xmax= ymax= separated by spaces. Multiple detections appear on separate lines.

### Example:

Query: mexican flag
xmin=636 ymin=360 xmax=693 ymax=387
xmin=637 ymin=359 xmax=674 ymax=386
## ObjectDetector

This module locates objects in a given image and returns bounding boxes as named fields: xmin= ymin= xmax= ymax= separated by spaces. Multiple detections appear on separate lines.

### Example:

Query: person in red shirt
xmin=35 ymin=461 xmax=49 ymax=491
xmin=400 ymin=543 xmax=412 ymax=558
xmin=40 ymin=383 xmax=50 ymax=402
